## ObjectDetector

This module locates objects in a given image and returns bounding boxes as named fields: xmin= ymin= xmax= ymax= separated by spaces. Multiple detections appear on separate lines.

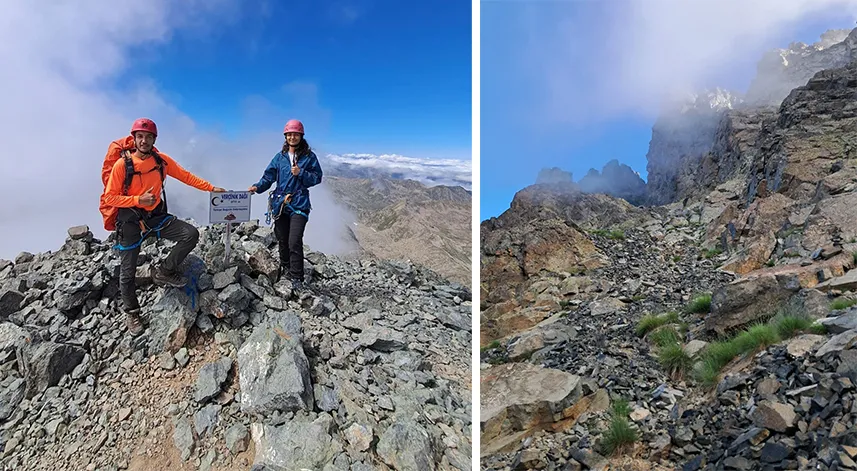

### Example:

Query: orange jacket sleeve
xmin=161 ymin=153 xmax=214 ymax=191
xmin=103 ymin=158 xmax=141 ymax=208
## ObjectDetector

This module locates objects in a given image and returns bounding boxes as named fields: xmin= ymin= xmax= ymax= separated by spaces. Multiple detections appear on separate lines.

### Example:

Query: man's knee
xmin=186 ymin=225 xmax=200 ymax=245
xmin=174 ymin=221 xmax=199 ymax=245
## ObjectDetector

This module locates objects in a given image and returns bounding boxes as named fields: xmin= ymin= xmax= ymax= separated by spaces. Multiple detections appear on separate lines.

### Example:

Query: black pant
xmin=117 ymin=213 xmax=200 ymax=310
xmin=273 ymin=212 xmax=308 ymax=280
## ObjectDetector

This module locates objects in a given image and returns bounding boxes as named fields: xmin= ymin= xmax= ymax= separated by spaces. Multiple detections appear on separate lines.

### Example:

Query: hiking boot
xmin=151 ymin=265 xmax=187 ymax=288
xmin=291 ymin=278 xmax=304 ymax=291
xmin=124 ymin=308 xmax=145 ymax=336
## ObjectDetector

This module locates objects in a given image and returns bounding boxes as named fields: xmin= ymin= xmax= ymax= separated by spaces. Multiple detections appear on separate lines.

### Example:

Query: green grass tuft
xmin=610 ymin=398 xmax=631 ymax=417
xmin=692 ymin=308 xmax=819 ymax=389
xmin=774 ymin=315 xmax=813 ymax=338
xmin=636 ymin=312 xmax=680 ymax=337
xmin=831 ymin=298 xmax=857 ymax=311
xmin=695 ymin=358 xmax=723 ymax=389
xmin=600 ymin=418 xmax=638 ymax=456
xmin=649 ymin=326 xmax=682 ymax=348
xmin=599 ymin=397 xmax=638 ymax=456
xmin=686 ymin=294 xmax=712 ymax=314
xmin=658 ymin=342 xmax=693 ymax=379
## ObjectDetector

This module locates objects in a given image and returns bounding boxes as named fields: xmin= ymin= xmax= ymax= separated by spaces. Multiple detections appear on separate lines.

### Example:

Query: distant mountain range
xmin=321 ymin=153 xmax=472 ymax=191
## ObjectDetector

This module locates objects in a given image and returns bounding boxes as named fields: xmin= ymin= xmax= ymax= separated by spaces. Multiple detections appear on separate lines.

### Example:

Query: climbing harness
xmin=112 ymin=214 xmax=176 ymax=251
xmin=265 ymin=191 xmax=309 ymax=225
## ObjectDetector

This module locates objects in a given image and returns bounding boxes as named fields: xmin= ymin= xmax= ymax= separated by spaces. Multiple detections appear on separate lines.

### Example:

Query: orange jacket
xmin=103 ymin=151 xmax=214 ymax=212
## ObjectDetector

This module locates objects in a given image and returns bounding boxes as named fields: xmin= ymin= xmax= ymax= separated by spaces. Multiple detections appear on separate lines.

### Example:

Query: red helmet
xmin=283 ymin=119 xmax=304 ymax=135
xmin=131 ymin=118 xmax=157 ymax=137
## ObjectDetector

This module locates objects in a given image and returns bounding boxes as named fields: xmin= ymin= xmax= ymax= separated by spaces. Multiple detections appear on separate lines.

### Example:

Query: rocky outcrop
xmin=744 ymin=28 xmax=857 ymax=107
xmin=578 ymin=159 xmax=647 ymax=206
xmin=0 ymin=222 xmax=472 ymax=470
xmin=481 ymin=362 xmax=582 ymax=453
xmin=536 ymin=168 xmax=574 ymax=185
xmin=749 ymin=60 xmax=857 ymax=204
xmin=701 ymin=59 xmax=857 ymax=275
xmin=647 ymin=29 xmax=857 ymax=208
xmin=646 ymin=88 xmax=743 ymax=205
xmin=535 ymin=160 xmax=647 ymax=206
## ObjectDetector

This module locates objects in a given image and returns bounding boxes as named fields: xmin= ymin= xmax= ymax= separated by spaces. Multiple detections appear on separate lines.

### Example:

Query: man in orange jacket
xmin=103 ymin=118 xmax=225 ymax=335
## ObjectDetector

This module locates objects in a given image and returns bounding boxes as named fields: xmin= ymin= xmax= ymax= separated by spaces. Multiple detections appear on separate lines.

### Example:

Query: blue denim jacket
xmin=253 ymin=150 xmax=323 ymax=219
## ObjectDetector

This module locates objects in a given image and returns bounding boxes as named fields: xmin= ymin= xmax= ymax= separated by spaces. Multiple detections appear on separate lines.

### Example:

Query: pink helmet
xmin=283 ymin=119 xmax=304 ymax=135
xmin=131 ymin=118 xmax=157 ymax=137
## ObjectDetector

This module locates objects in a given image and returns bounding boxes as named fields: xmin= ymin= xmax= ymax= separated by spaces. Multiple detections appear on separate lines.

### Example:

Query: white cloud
xmin=519 ymin=0 xmax=857 ymax=128
xmin=0 ymin=0 xmax=360 ymax=260
xmin=324 ymin=153 xmax=472 ymax=190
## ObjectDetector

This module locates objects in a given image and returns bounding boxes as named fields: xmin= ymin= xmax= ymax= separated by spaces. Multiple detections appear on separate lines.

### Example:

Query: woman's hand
xmin=248 ymin=185 xmax=258 ymax=193
xmin=291 ymin=165 xmax=300 ymax=176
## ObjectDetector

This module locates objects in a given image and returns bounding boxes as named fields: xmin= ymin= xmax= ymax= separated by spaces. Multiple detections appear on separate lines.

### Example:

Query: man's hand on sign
xmin=139 ymin=188 xmax=156 ymax=206
xmin=291 ymin=164 xmax=300 ymax=176
xmin=212 ymin=186 xmax=226 ymax=192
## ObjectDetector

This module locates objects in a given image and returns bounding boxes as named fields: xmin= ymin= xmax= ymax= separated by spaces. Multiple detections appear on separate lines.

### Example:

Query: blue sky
xmin=481 ymin=0 xmax=857 ymax=221
xmin=116 ymin=0 xmax=472 ymax=160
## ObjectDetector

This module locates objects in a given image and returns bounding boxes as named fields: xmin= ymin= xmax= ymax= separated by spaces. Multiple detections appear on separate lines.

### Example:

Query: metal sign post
xmin=224 ymin=222 xmax=232 ymax=262
xmin=209 ymin=190 xmax=252 ymax=263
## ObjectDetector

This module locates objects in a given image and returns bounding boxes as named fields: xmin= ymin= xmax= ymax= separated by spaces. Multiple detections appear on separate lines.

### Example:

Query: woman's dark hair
xmin=282 ymin=136 xmax=312 ymax=157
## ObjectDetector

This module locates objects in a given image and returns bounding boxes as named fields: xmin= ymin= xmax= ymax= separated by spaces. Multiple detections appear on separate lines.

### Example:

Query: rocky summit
xmin=481 ymin=27 xmax=857 ymax=471
xmin=0 ymin=218 xmax=472 ymax=471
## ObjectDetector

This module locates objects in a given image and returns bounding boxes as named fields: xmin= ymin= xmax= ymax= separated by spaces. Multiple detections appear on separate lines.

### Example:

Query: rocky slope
xmin=324 ymin=176 xmax=472 ymax=287
xmin=481 ymin=26 xmax=857 ymax=471
xmin=480 ymin=195 xmax=857 ymax=470
xmin=0 ymin=220 xmax=472 ymax=471
xmin=480 ymin=185 xmax=657 ymax=344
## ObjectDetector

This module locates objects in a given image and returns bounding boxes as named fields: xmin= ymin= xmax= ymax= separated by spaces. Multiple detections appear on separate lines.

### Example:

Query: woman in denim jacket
xmin=249 ymin=119 xmax=323 ymax=289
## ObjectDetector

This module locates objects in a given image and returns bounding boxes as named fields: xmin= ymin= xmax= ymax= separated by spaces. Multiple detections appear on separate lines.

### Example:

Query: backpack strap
xmin=121 ymin=150 xmax=136 ymax=196
xmin=153 ymin=153 xmax=167 ymax=182
xmin=150 ymin=151 xmax=168 ymax=214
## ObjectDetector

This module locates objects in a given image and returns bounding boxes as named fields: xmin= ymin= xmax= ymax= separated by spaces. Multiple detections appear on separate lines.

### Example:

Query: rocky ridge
xmin=0 ymin=219 xmax=472 ymax=471
xmin=535 ymin=161 xmax=647 ymax=207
